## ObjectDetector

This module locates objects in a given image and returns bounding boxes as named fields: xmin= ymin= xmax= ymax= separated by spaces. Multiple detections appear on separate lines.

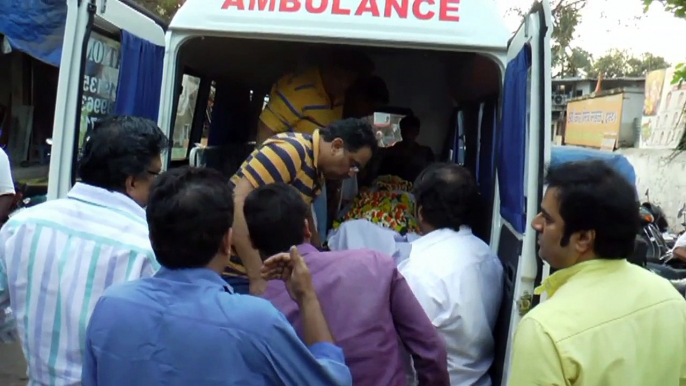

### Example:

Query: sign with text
xmin=639 ymin=67 xmax=686 ymax=149
xmin=564 ymin=93 xmax=623 ymax=149
xmin=78 ymin=32 xmax=121 ymax=151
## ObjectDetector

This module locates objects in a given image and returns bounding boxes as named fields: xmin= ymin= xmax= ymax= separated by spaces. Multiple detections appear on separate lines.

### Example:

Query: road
xmin=0 ymin=342 xmax=28 ymax=386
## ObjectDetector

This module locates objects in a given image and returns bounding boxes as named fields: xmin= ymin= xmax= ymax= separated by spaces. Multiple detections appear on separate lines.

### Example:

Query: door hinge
xmin=516 ymin=292 xmax=533 ymax=316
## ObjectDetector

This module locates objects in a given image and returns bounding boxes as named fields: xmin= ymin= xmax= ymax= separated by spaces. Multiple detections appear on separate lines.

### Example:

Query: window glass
xmin=78 ymin=32 xmax=121 ymax=152
xmin=372 ymin=112 xmax=404 ymax=147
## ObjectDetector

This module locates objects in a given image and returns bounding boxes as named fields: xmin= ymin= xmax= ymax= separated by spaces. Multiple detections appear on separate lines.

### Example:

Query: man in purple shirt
xmin=245 ymin=183 xmax=449 ymax=386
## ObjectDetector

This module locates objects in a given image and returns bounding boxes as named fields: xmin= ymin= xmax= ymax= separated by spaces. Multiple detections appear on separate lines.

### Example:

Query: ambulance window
xmin=78 ymin=31 xmax=121 ymax=154
xmin=170 ymin=74 xmax=201 ymax=160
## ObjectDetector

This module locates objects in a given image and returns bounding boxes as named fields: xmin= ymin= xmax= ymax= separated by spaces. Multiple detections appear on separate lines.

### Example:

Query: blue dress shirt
xmin=82 ymin=267 xmax=352 ymax=386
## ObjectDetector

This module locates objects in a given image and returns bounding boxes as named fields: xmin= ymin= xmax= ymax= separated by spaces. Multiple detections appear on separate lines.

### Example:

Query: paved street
xmin=0 ymin=342 xmax=28 ymax=386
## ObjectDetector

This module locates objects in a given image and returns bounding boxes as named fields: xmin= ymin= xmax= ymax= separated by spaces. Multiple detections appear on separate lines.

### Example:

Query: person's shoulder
xmin=323 ymin=248 xmax=397 ymax=275
xmin=275 ymin=68 xmax=321 ymax=95
xmin=224 ymin=294 xmax=292 ymax=332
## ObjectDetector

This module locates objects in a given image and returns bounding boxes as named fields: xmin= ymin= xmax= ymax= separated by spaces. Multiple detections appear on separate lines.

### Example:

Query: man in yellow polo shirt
xmin=509 ymin=160 xmax=686 ymax=385
xmin=256 ymin=49 xmax=374 ymax=144
xmin=229 ymin=118 xmax=378 ymax=295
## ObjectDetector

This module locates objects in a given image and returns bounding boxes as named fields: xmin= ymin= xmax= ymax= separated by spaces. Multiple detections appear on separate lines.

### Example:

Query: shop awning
xmin=0 ymin=0 xmax=67 ymax=66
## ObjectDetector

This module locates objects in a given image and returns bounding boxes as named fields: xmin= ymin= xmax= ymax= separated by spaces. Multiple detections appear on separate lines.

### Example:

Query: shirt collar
xmin=411 ymin=226 xmax=472 ymax=254
xmin=297 ymin=243 xmax=319 ymax=257
xmin=155 ymin=267 xmax=234 ymax=294
xmin=67 ymin=182 xmax=146 ymax=221
xmin=534 ymin=259 xmax=628 ymax=298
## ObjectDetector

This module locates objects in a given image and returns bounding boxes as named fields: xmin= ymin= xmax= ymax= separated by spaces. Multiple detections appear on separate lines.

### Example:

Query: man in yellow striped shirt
xmin=256 ymin=50 xmax=374 ymax=144
xmin=229 ymin=118 xmax=378 ymax=295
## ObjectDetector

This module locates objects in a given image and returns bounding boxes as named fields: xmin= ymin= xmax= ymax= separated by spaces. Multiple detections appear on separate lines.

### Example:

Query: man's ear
xmin=303 ymin=219 xmax=312 ymax=239
xmin=125 ymin=175 xmax=136 ymax=195
xmin=222 ymin=228 xmax=233 ymax=256
xmin=331 ymin=138 xmax=344 ymax=151
xmin=574 ymin=229 xmax=595 ymax=254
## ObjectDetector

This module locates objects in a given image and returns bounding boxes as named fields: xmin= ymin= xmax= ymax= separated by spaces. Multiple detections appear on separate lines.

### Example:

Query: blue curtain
xmin=114 ymin=31 xmax=164 ymax=121
xmin=0 ymin=0 xmax=66 ymax=66
xmin=498 ymin=46 xmax=531 ymax=234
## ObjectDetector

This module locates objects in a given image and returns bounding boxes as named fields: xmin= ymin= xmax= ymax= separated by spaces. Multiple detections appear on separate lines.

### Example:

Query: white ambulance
xmin=51 ymin=0 xmax=553 ymax=383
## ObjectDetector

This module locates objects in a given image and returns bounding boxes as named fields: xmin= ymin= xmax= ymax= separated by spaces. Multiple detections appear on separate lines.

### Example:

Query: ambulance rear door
xmin=489 ymin=1 xmax=552 ymax=384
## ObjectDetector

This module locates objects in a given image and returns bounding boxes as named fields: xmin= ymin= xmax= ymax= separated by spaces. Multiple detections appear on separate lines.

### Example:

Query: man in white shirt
xmin=0 ymin=147 xmax=15 ymax=223
xmin=0 ymin=116 xmax=167 ymax=385
xmin=673 ymin=232 xmax=686 ymax=261
xmin=399 ymin=163 xmax=503 ymax=386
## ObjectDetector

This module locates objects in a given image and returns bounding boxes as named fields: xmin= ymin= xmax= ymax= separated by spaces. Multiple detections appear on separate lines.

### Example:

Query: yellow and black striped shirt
xmin=226 ymin=131 xmax=324 ymax=277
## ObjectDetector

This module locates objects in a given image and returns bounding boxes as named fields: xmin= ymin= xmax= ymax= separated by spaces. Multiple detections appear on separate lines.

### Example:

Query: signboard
xmin=564 ymin=93 xmax=623 ymax=149
xmin=639 ymin=67 xmax=686 ymax=149
xmin=78 ymin=32 xmax=122 ymax=151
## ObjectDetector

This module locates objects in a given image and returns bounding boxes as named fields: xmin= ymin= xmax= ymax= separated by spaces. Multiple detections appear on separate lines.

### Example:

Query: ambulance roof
xmin=170 ymin=0 xmax=510 ymax=52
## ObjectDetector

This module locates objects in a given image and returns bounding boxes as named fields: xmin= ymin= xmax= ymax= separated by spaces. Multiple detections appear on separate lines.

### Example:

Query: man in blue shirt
xmin=82 ymin=167 xmax=352 ymax=386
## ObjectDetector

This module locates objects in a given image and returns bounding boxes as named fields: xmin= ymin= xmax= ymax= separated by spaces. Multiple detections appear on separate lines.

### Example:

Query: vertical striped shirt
xmin=0 ymin=183 xmax=158 ymax=386
xmin=259 ymin=67 xmax=344 ymax=135
xmin=227 ymin=131 xmax=324 ymax=276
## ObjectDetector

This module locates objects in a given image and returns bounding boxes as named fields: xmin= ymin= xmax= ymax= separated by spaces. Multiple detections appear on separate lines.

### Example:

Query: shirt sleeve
xmin=259 ymin=82 xmax=303 ymax=134
xmin=0 ymin=226 xmax=18 ymax=343
xmin=240 ymin=141 xmax=305 ymax=188
xmin=508 ymin=317 xmax=567 ymax=386
xmin=261 ymin=311 xmax=352 ymax=386
xmin=0 ymin=148 xmax=14 ymax=196
xmin=389 ymin=266 xmax=450 ymax=386
xmin=674 ymin=233 xmax=686 ymax=249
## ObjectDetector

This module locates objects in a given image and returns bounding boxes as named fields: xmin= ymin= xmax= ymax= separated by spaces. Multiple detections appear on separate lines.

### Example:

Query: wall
xmin=616 ymin=148 xmax=686 ymax=230
xmin=619 ymin=90 xmax=644 ymax=147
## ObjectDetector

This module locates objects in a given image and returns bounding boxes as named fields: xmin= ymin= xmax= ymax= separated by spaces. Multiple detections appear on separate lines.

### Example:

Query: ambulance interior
xmin=168 ymin=36 xmax=516 ymax=382
xmin=171 ymin=36 xmax=501 ymax=240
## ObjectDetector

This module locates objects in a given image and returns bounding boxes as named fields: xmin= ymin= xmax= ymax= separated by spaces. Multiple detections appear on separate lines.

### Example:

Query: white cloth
xmin=398 ymin=227 xmax=504 ymax=386
xmin=0 ymin=183 xmax=158 ymax=385
xmin=674 ymin=232 xmax=686 ymax=249
xmin=327 ymin=219 xmax=420 ymax=265
xmin=0 ymin=148 xmax=15 ymax=196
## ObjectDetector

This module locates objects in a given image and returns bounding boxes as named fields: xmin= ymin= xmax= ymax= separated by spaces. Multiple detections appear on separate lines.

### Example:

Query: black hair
xmin=244 ymin=183 xmax=309 ymax=258
xmin=146 ymin=167 xmax=234 ymax=269
xmin=545 ymin=160 xmax=639 ymax=259
xmin=78 ymin=116 xmax=168 ymax=192
xmin=325 ymin=48 xmax=375 ymax=77
xmin=350 ymin=76 xmax=390 ymax=105
xmin=413 ymin=163 xmax=477 ymax=231
xmin=400 ymin=115 xmax=420 ymax=132
xmin=320 ymin=118 xmax=378 ymax=154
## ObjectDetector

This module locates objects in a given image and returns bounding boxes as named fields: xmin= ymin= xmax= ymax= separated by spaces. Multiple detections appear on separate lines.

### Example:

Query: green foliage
xmin=133 ymin=0 xmax=182 ymax=22
xmin=587 ymin=50 xmax=669 ymax=78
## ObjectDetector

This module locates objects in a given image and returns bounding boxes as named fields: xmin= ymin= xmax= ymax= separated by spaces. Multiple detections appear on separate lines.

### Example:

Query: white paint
xmin=616 ymin=147 xmax=686 ymax=231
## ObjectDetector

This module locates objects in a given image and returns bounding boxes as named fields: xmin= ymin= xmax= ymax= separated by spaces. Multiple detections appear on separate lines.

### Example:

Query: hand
xmin=261 ymin=246 xmax=315 ymax=304
xmin=249 ymin=277 xmax=268 ymax=296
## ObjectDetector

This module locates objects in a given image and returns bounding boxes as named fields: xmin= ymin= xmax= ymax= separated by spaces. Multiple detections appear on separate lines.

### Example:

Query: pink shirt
xmin=264 ymin=244 xmax=449 ymax=386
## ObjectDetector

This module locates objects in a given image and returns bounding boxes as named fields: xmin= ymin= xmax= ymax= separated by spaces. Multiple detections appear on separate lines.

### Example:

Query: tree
xmin=644 ymin=0 xmax=686 ymax=84
xmin=587 ymin=50 xmax=669 ymax=78
xmin=133 ymin=0 xmax=183 ymax=21
xmin=626 ymin=53 xmax=670 ymax=76
xmin=566 ymin=48 xmax=594 ymax=77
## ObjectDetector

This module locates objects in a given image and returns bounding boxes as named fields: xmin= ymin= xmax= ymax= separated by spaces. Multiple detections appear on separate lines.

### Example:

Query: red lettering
xmin=412 ymin=0 xmax=434 ymax=20
xmin=355 ymin=0 xmax=380 ymax=16
xmin=439 ymin=0 xmax=459 ymax=21
xmin=222 ymin=0 xmax=245 ymax=9
xmin=280 ymin=0 xmax=300 ymax=12
xmin=306 ymin=0 xmax=328 ymax=13
xmin=384 ymin=0 xmax=408 ymax=18
xmin=331 ymin=0 xmax=351 ymax=15
xmin=249 ymin=0 xmax=275 ymax=11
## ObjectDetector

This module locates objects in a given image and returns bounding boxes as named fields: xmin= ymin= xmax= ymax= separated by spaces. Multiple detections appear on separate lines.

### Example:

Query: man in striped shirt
xmin=0 ymin=116 xmax=167 ymax=385
xmin=255 ymin=49 xmax=373 ymax=145
xmin=228 ymin=118 xmax=378 ymax=295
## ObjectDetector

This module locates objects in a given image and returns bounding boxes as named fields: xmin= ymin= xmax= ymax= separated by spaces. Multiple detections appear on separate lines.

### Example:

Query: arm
xmin=0 ymin=195 xmax=14 ymax=223
xmin=390 ymin=266 xmax=449 ymax=386
xmin=508 ymin=317 xmax=567 ymax=386
xmin=0 ymin=149 xmax=15 ymax=223
xmin=307 ymin=210 xmax=322 ymax=248
xmin=262 ymin=311 xmax=351 ymax=386
xmin=256 ymin=82 xmax=303 ymax=146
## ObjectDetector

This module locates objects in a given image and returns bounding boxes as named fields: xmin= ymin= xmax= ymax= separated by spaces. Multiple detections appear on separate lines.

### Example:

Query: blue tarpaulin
xmin=498 ymin=45 xmax=531 ymax=234
xmin=550 ymin=145 xmax=637 ymax=187
xmin=114 ymin=31 xmax=164 ymax=121
xmin=0 ymin=0 xmax=67 ymax=66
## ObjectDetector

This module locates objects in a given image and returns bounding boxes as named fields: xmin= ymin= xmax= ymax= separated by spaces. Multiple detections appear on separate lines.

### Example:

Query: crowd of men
xmin=0 ymin=47 xmax=685 ymax=386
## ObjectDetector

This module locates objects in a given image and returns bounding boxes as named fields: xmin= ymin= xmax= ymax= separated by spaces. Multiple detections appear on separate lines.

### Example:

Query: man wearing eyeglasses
xmin=0 ymin=116 xmax=168 ymax=385
xmin=227 ymin=118 xmax=378 ymax=295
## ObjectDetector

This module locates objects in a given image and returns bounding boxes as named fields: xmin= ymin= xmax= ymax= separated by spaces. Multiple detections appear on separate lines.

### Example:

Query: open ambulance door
xmin=48 ymin=0 xmax=166 ymax=200
xmin=489 ymin=1 xmax=552 ymax=385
